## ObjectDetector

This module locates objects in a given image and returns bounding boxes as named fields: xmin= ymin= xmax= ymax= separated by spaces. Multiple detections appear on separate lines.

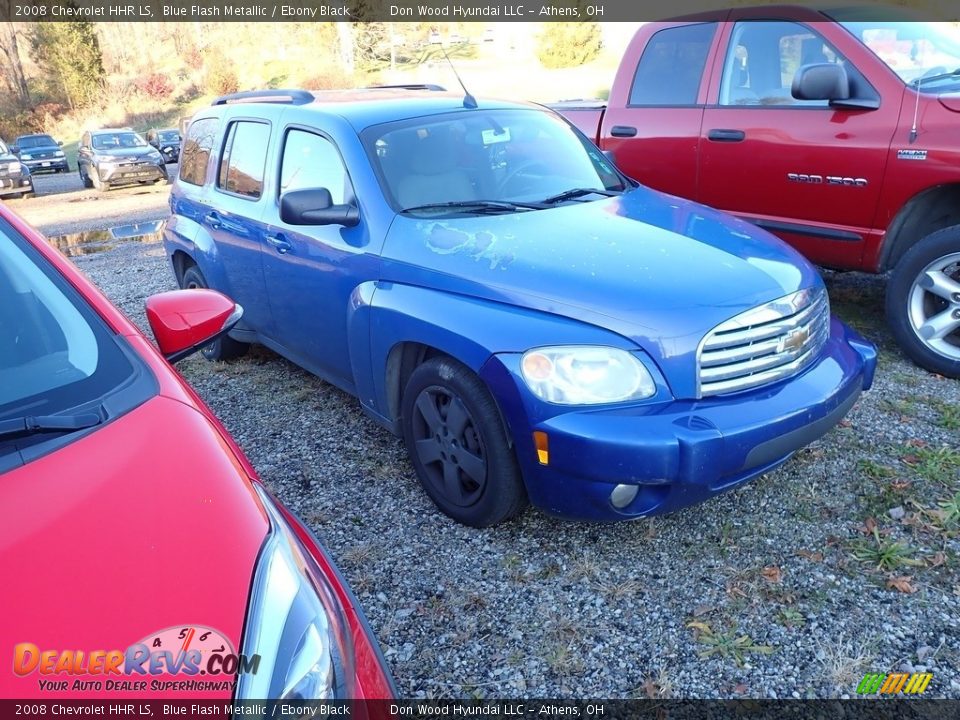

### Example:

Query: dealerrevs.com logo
xmin=12 ymin=625 xmax=260 ymax=692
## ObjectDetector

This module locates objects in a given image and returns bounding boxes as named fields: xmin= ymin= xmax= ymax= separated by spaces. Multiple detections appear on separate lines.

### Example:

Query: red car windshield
xmin=0 ymin=222 xmax=135 ymax=419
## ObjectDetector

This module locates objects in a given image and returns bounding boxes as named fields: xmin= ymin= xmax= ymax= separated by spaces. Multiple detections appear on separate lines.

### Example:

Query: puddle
xmin=47 ymin=221 xmax=165 ymax=257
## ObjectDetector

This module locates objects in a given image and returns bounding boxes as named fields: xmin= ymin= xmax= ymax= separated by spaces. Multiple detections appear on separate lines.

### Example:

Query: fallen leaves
xmin=886 ymin=575 xmax=918 ymax=594
xmin=760 ymin=565 xmax=783 ymax=583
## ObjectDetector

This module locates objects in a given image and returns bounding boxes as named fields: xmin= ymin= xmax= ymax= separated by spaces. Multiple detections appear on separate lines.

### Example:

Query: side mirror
xmin=57 ymin=140 xmax=63 ymax=146
xmin=10 ymin=146 xmax=18 ymax=154
xmin=792 ymin=63 xmax=850 ymax=102
xmin=280 ymin=187 xmax=360 ymax=227
xmin=145 ymin=289 xmax=242 ymax=363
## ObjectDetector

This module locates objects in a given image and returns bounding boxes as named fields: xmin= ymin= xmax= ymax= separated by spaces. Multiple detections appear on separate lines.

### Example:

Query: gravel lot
xmin=51 ymin=220 xmax=960 ymax=699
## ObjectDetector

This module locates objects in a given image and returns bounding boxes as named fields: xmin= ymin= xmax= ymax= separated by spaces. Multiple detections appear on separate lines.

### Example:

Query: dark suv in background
xmin=77 ymin=128 xmax=167 ymax=192
xmin=0 ymin=138 xmax=33 ymax=198
xmin=12 ymin=133 xmax=68 ymax=174
xmin=146 ymin=128 xmax=181 ymax=164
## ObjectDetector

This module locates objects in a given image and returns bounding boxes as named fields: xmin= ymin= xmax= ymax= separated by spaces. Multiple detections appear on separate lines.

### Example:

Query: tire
xmin=180 ymin=265 xmax=249 ymax=362
xmin=886 ymin=226 xmax=960 ymax=378
xmin=79 ymin=165 xmax=93 ymax=189
xmin=401 ymin=356 xmax=528 ymax=527
xmin=90 ymin=166 xmax=106 ymax=192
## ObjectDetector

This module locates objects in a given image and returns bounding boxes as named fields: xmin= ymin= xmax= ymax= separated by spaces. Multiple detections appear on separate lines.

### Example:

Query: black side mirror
xmin=57 ymin=140 xmax=63 ymax=146
xmin=280 ymin=187 xmax=360 ymax=227
xmin=792 ymin=63 xmax=850 ymax=101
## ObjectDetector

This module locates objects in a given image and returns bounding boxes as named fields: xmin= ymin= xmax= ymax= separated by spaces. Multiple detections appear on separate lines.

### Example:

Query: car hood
xmin=95 ymin=147 xmax=157 ymax=159
xmin=381 ymin=186 xmax=821 ymax=398
xmin=0 ymin=396 xmax=267 ymax=699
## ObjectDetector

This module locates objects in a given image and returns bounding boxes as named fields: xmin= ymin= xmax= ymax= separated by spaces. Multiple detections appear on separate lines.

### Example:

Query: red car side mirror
xmin=145 ymin=289 xmax=242 ymax=363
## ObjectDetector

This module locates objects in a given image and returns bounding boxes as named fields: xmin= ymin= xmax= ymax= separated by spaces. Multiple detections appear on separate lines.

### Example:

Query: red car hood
xmin=0 ymin=395 xmax=268 ymax=699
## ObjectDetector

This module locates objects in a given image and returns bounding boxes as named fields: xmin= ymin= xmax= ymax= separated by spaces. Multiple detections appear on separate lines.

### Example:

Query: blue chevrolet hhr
xmin=163 ymin=88 xmax=876 ymax=527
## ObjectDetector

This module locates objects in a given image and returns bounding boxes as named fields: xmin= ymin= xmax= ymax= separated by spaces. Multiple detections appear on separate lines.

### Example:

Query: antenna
xmin=909 ymin=75 xmax=925 ymax=144
xmin=440 ymin=45 xmax=477 ymax=109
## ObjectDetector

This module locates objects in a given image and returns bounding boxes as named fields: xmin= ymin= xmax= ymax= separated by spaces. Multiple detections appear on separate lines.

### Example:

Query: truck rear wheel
xmin=401 ymin=356 xmax=528 ymax=527
xmin=886 ymin=227 xmax=960 ymax=378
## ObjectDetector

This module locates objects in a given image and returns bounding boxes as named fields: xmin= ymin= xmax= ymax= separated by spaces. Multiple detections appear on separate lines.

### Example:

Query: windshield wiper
xmin=911 ymin=67 xmax=960 ymax=86
xmin=541 ymin=187 xmax=622 ymax=205
xmin=0 ymin=412 xmax=102 ymax=440
xmin=401 ymin=200 xmax=545 ymax=215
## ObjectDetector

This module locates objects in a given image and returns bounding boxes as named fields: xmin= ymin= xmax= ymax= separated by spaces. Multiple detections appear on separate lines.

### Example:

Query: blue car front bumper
xmin=482 ymin=317 xmax=877 ymax=521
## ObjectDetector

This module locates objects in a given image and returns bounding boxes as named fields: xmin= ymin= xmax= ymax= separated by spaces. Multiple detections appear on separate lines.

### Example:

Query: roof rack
xmin=211 ymin=89 xmax=315 ymax=106
xmin=365 ymin=84 xmax=447 ymax=92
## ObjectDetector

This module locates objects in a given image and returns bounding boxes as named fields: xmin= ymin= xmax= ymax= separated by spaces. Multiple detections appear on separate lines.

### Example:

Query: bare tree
xmin=0 ymin=22 xmax=30 ymax=106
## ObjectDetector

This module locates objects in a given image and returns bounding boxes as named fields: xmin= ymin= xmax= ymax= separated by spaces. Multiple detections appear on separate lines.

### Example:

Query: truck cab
xmin=555 ymin=7 xmax=960 ymax=379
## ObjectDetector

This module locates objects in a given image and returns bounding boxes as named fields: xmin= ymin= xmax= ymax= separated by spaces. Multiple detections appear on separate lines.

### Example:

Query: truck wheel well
xmin=882 ymin=184 xmax=960 ymax=271
xmin=171 ymin=250 xmax=195 ymax=285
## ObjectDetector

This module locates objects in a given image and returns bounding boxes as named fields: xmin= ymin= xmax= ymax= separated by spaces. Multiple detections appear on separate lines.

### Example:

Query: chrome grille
xmin=697 ymin=287 xmax=830 ymax=397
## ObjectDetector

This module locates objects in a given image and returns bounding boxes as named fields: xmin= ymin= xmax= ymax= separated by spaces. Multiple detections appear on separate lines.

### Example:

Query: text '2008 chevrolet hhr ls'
xmin=164 ymin=88 xmax=877 ymax=527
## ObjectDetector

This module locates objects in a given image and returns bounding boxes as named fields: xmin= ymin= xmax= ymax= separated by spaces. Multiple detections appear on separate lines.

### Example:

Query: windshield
xmin=158 ymin=131 xmax=180 ymax=142
xmin=92 ymin=132 xmax=148 ymax=150
xmin=17 ymin=135 xmax=56 ymax=149
xmin=0 ymin=222 xmax=135 ymax=420
xmin=838 ymin=20 xmax=960 ymax=85
xmin=362 ymin=108 xmax=626 ymax=214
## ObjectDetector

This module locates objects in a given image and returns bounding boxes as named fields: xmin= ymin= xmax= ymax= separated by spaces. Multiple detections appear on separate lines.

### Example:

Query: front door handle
xmin=610 ymin=125 xmax=638 ymax=138
xmin=265 ymin=233 xmax=292 ymax=254
xmin=204 ymin=211 xmax=222 ymax=230
xmin=707 ymin=129 xmax=746 ymax=142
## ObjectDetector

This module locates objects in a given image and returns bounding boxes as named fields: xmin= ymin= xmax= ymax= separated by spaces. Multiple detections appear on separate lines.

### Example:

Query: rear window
xmin=179 ymin=118 xmax=219 ymax=186
xmin=629 ymin=23 xmax=716 ymax=106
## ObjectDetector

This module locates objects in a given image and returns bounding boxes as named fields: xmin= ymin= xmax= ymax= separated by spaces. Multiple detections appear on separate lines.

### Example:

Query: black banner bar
xmin=0 ymin=699 xmax=953 ymax=719
xmin=1 ymin=0 xmax=959 ymax=22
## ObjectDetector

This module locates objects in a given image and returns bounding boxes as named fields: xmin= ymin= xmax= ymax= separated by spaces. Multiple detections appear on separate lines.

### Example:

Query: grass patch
xmin=901 ymin=445 xmax=960 ymax=485
xmin=686 ymin=620 xmax=775 ymax=666
xmin=926 ymin=397 xmax=960 ymax=431
xmin=850 ymin=528 xmax=923 ymax=571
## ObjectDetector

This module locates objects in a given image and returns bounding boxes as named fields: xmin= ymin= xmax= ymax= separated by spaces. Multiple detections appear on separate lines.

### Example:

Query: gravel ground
xmin=13 ymin=166 xmax=174 ymax=236
xmin=62 ymin=229 xmax=959 ymax=700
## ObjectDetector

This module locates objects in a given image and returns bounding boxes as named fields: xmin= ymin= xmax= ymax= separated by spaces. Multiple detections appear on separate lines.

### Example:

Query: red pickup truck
xmin=554 ymin=7 xmax=960 ymax=378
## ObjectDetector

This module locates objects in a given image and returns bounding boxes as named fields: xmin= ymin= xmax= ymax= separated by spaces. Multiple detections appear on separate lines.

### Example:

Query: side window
xmin=629 ymin=23 xmax=716 ymax=106
xmin=720 ymin=21 xmax=846 ymax=106
xmin=279 ymin=129 xmax=354 ymax=205
xmin=179 ymin=118 xmax=219 ymax=186
xmin=217 ymin=121 xmax=270 ymax=199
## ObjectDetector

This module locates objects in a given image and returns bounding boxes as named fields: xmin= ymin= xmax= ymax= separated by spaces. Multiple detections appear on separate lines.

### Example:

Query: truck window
xmin=217 ymin=121 xmax=270 ymax=199
xmin=719 ymin=21 xmax=846 ymax=106
xmin=179 ymin=118 xmax=218 ymax=186
xmin=629 ymin=23 xmax=716 ymax=106
xmin=279 ymin=129 xmax=354 ymax=205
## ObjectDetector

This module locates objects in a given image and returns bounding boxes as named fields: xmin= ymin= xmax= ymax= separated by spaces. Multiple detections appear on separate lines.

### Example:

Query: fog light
xmin=610 ymin=484 xmax=639 ymax=509
xmin=533 ymin=431 xmax=549 ymax=465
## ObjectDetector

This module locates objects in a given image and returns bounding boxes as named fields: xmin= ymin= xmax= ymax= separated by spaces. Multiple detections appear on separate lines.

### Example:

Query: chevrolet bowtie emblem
xmin=779 ymin=327 xmax=810 ymax=354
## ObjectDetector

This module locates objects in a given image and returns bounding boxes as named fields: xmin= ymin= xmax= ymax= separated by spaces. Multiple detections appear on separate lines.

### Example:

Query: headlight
xmin=20 ymin=154 xmax=32 ymax=160
xmin=235 ymin=485 xmax=355 ymax=700
xmin=54 ymin=150 xmax=64 ymax=157
xmin=520 ymin=345 xmax=657 ymax=404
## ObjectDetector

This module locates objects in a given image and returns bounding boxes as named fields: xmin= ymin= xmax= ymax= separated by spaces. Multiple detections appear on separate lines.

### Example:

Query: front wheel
xmin=79 ymin=165 xmax=93 ymax=189
xmin=401 ymin=356 xmax=528 ymax=527
xmin=180 ymin=266 xmax=249 ymax=362
xmin=886 ymin=227 xmax=960 ymax=378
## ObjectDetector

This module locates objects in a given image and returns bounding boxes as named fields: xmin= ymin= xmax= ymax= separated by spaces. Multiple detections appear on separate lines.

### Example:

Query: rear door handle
xmin=265 ymin=233 xmax=292 ymax=254
xmin=610 ymin=125 xmax=638 ymax=138
xmin=204 ymin=211 xmax=222 ymax=230
xmin=707 ymin=129 xmax=746 ymax=142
